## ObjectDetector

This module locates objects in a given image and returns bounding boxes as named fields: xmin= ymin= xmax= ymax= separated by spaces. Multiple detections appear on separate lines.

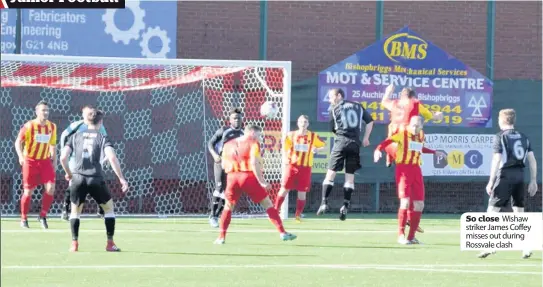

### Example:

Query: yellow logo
xmin=447 ymin=150 xmax=465 ymax=169
xmin=383 ymin=33 xmax=428 ymax=63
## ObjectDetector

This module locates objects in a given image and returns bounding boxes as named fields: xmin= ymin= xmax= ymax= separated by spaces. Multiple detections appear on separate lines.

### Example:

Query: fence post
xmin=374 ymin=181 xmax=380 ymax=213
xmin=259 ymin=1 xmax=268 ymax=60
xmin=486 ymin=0 xmax=495 ymax=80
xmin=375 ymin=0 xmax=384 ymax=41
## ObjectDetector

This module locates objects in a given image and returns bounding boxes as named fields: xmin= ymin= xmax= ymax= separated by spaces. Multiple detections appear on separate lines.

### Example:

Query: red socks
xmin=274 ymin=195 xmax=285 ymax=211
xmin=40 ymin=193 xmax=54 ymax=218
xmin=398 ymin=208 xmax=408 ymax=236
xmin=407 ymin=210 xmax=422 ymax=241
xmin=266 ymin=207 xmax=286 ymax=234
xmin=295 ymin=199 xmax=306 ymax=218
xmin=219 ymin=209 xmax=232 ymax=239
xmin=20 ymin=194 xmax=31 ymax=220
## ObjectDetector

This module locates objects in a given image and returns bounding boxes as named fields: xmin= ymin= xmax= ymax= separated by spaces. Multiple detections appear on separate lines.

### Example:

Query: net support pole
xmin=259 ymin=0 xmax=268 ymax=60
xmin=486 ymin=0 xmax=495 ymax=80
xmin=280 ymin=63 xmax=292 ymax=220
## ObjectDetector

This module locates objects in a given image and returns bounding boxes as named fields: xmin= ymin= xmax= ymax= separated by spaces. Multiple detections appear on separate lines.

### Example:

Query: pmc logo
xmin=383 ymin=33 xmax=428 ymax=63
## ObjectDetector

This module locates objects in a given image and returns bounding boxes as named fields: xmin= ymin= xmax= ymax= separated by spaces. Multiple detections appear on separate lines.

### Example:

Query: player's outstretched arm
xmin=105 ymin=146 xmax=129 ymax=192
xmin=60 ymin=145 xmax=73 ymax=179
xmin=419 ymin=104 xmax=443 ymax=122
xmin=374 ymin=136 xmax=398 ymax=163
xmin=526 ymin=151 xmax=538 ymax=196
xmin=207 ymin=128 xmax=223 ymax=162
xmin=361 ymin=108 xmax=374 ymax=146
xmin=381 ymin=84 xmax=395 ymax=111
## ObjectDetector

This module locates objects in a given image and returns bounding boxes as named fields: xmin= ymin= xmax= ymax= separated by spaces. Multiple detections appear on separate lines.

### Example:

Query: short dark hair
xmin=402 ymin=87 xmax=416 ymax=98
xmin=89 ymin=110 xmax=104 ymax=125
xmin=299 ymin=115 xmax=309 ymax=121
xmin=330 ymin=88 xmax=345 ymax=98
xmin=36 ymin=100 xmax=48 ymax=108
xmin=229 ymin=108 xmax=242 ymax=115
xmin=499 ymin=109 xmax=516 ymax=125
xmin=244 ymin=124 xmax=262 ymax=133
xmin=81 ymin=104 xmax=96 ymax=111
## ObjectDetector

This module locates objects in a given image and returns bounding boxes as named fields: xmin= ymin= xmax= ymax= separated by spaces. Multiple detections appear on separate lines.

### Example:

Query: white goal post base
xmin=0 ymin=53 xmax=292 ymax=220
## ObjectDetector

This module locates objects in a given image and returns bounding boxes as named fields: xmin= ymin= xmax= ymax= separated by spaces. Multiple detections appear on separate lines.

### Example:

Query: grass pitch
xmin=1 ymin=214 xmax=541 ymax=287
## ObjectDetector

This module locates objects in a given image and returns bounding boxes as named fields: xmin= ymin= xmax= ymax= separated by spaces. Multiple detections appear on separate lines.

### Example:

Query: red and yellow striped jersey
xmin=283 ymin=131 xmax=325 ymax=167
xmin=376 ymin=130 xmax=435 ymax=166
xmin=388 ymin=99 xmax=433 ymax=136
xmin=18 ymin=120 xmax=57 ymax=160
xmin=222 ymin=137 xmax=261 ymax=173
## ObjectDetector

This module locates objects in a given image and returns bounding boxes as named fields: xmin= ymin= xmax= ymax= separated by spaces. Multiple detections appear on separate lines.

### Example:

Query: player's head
xmin=327 ymin=88 xmax=345 ymax=106
xmin=82 ymin=106 xmax=98 ymax=125
xmin=35 ymin=101 xmax=49 ymax=121
xmin=81 ymin=104 xmax=96 ymax=117
xmin=229 ymin=108 xmax=242 ymax=129
xmin=408 ymin=116 xmax=423 ymax=134
xmin=244 ymin=124 xmax=262 ymax=140
xmin=88 ymin=110 xmax=104 ymax=127
xmin=400 ymin=87 xmax=416 ymax=99
xmin=297 ymin=115 xmax=309 ymax=131
xmin=498 ymin=108 xmax=516 ymax=129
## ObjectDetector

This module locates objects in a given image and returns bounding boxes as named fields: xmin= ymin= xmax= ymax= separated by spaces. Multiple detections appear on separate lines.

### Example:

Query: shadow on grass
xmin=126 ymin=251 xmax=314 ymax=257
xmin=245 ymin=243 xmax=415 ymax=250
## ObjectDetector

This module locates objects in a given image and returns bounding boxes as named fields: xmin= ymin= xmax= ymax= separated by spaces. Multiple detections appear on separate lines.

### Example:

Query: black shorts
xmin=327 ymin=137 xmax=361 ymax=174
xmin=70 ymin=174 xmax=112 ymax=206
xmin=489 ymin=168 xmax=525 ymax=208
xmin=213 ymin=162 xmax=227 ymax=195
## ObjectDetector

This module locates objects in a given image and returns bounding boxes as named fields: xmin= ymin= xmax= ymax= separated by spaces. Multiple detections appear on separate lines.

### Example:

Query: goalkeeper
xmin=60 ymin=105 xmax=108 ymax=221
xmin=207 ymin=108 xmax=244 ymax=228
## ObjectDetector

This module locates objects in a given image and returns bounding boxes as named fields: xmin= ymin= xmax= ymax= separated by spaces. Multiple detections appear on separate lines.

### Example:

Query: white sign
xmin=421 ymin=134 xmax=494 ymax=176
xmin=460 ymin=212 xmax=542 ymax=251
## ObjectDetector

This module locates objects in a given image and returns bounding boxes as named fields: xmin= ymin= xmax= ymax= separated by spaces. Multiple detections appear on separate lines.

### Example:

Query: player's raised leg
xmin=317 ymin=170 xmax=336 ymax=215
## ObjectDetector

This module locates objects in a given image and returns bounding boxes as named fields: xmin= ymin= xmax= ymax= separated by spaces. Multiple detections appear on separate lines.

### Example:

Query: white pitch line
xmin=2 ymin=264 xmax=540 ymax=275
xmin=0 ymin=229 xmax=459 ymax=234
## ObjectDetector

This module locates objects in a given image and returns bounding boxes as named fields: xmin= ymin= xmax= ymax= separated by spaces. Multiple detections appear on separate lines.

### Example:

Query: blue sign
xmin=318 ymin=26 xmax=493 ymax=128
xmin=0 ymin=0 xmax=177 ymax=58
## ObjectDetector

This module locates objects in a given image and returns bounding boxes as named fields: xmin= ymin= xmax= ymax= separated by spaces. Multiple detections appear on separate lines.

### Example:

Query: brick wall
xmin=176 ymin=1 xmax=541 ymax=80
xmin=494 ymin=1 xmax=542 ymax=79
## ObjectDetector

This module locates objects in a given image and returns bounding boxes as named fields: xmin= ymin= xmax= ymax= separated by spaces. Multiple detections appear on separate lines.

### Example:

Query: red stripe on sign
xmin=30 ymin=76 xmax=63 ymax=85
xmin=0 ymin=0 xmax=7 ymax=9
xmin=82 ymin=77 xmax=119 ymax=87
xmin=126 ymin=68 xmax=163 ymax=78
xmin=13 ymin=65 xmax=48 ymax=77
xmin=69 ymin=66 xmax=106 ymax=78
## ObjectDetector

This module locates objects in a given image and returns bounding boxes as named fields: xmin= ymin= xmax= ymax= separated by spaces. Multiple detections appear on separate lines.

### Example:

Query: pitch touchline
xmin=2 ymin=264 xmax=540 ymax=274
xmin=0 ymin=229 xmax=460 ymax=234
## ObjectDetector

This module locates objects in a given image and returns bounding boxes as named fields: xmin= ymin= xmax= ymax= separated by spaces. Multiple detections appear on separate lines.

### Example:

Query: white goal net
xmin=0 ymin=54 xmax=291 ymax=218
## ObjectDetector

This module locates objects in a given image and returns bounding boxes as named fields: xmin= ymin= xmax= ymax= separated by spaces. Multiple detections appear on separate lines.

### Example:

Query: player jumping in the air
xmin=60 ymin=105 xmax=108 ymax=221
xmin=14 ymin=101 xmax=57 ymax=229
xmin=275 ymin=115 xmax=326 ymax=222
xmin=207 ymin=108 xmax=244 ymax=228
xmin=60 ymin=110 xmax=128 ymax=252
xmin=381 ymin=84 xmax=443 ymax=167
xmin=478 ymin=109 xmax=538 ymax=259
xmin=317 ymin=88 xmax=374 ymax=220
xmin=215 ymin=124 xmax=297 ymax=244
xmin=381 ymin=84 xmax=442 ymax=233
xmin=374 ymin=116 xmax=442 ymax=244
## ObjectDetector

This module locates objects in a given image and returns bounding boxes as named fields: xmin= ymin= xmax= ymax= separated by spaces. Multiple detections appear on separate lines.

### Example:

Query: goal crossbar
xmin=0 ymin=54 xmax=292 ymax=219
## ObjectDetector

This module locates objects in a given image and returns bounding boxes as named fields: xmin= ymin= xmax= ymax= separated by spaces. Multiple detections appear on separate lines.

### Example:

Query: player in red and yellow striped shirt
xmin=275 ymin=115 xmax=325 ymax=222
xmin=374 ymin=116 xmax=443 ymax=245
xmin=14 ymin=101 xmax=57 ymax=229
xmin=216 ymin=124 xmax=296 ymax=244
xmin=381 ymin=84 xmax=443 ymax=167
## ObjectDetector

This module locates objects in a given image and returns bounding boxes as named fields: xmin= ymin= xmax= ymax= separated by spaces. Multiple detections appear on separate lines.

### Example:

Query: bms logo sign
xmin=383 ymin=33 xmax=428 ymax=63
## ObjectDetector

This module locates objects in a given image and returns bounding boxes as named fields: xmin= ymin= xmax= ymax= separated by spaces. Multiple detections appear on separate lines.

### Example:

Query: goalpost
xmin=0 ymin=54 xmax=292 ymax=219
